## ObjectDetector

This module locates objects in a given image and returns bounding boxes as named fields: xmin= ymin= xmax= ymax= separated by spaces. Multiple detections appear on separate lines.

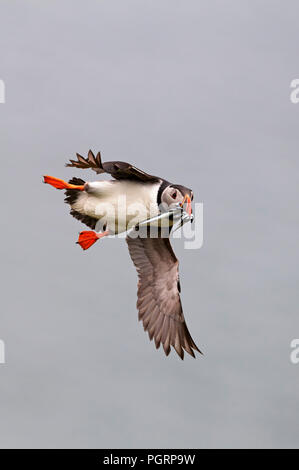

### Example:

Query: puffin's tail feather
xmin=64 ymin=177 xmax=86 ymax=205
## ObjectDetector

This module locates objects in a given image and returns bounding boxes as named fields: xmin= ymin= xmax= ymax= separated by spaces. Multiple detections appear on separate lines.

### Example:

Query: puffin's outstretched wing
xmin=66 ymin=150 xmax=160 ymax=183
xmin=126 ymin=234 xmax=201 ymax=359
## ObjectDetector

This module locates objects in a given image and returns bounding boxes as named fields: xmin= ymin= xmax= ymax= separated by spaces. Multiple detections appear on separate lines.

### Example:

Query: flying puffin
xmin=44 ymin=150 xmax=202 ymax=359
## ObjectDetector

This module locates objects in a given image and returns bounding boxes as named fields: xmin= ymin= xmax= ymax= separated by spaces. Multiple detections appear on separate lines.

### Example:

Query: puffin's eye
xmin=171 ymin=191 xmax=177 ymax=199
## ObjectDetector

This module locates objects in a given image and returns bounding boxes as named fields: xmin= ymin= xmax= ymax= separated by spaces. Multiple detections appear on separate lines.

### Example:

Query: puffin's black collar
xmin=157 ymin=179 xmax=170 ymax=206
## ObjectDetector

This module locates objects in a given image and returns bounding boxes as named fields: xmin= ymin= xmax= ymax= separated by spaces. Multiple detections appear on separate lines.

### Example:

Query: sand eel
xmin=43 ymin=150 xmax=201 ymax=359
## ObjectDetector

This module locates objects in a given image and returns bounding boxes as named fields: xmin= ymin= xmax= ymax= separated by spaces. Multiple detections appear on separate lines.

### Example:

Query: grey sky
xmin=0 ymin=0 xmax=299 ymax=448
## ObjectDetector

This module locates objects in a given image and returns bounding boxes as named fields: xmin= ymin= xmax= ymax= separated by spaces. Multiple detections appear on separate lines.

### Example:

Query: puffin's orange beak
xmin=180 ymin=195 xmax=192 ymax=216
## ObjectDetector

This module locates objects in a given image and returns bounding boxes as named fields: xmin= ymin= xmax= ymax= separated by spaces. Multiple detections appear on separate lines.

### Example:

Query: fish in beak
xmin=180 ymin=194 xmax=192 ymax=216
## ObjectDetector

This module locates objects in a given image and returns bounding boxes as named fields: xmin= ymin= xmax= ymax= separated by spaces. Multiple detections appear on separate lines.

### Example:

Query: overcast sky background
xmin=0 ymin=0 xmax=299 ymax=449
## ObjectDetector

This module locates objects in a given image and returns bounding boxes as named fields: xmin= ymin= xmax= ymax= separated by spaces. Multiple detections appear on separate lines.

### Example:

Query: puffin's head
xmin=161 ymin=184 xmax=193 ymax=215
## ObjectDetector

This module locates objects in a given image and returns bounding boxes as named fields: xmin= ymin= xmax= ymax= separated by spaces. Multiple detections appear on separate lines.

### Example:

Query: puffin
xmin=44 ymin=150 xmax=202 ymax=359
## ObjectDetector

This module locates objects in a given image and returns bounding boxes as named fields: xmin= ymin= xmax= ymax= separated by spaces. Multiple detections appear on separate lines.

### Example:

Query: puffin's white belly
xmin=72 ymin=180 xmax=161 ymax=233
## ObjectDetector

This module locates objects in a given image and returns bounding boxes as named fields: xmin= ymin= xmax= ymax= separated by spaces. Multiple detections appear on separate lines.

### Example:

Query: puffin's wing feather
xmin=126 ymin=235 xmax=201 ymax=359
xmin=66 ymin=150 xmax=159 ymax=182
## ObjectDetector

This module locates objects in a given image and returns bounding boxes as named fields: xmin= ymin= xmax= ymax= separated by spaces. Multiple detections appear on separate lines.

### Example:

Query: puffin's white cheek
xmin=170 ymin=201 xmax=179 ymax=208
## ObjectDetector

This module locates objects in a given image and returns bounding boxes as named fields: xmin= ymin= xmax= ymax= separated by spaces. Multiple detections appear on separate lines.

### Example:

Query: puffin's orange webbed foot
xmin=43 ymin=175 xmax=85 ymax=191
xmin=76 ymin=230 xmax=110 ymax=250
